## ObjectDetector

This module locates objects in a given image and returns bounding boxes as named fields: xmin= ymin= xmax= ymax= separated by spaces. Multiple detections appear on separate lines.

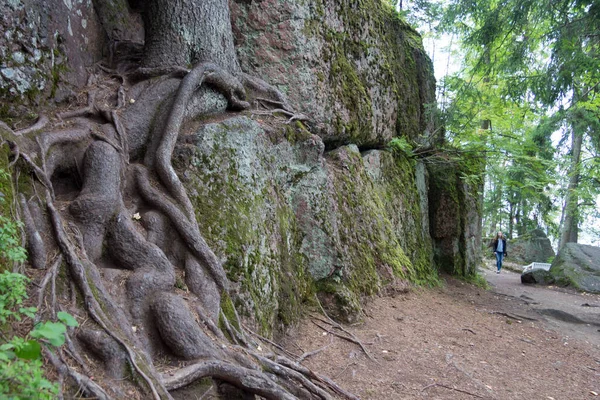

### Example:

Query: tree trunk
xmin=559 ymin=127 xmax=582 ymax=249
xmin=143 ymin=0 xmax=240 ymax=72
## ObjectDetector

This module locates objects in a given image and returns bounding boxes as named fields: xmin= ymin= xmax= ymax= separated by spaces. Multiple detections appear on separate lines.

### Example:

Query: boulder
xmin=550 ymin=243 xmax=600 ymax=293
xmin=509 ymin=229 xmax=555 ymax=265
xmin=521 ymin=268 xmax=554 ymax=285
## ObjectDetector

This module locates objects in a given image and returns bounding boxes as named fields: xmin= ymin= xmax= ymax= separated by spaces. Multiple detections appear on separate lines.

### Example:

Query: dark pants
xmin=495 ymin=252 xmax=504 ymax=271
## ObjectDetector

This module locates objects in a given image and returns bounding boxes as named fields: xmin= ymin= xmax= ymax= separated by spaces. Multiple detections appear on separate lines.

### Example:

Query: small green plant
xmin=0 ymin=170 xmax=79 ymax=398
xmin=388 ymin=137 xmax=415 ymax=158
xmin=0 ymin=170 xmax=27 ymax=271
xmin=460 ymin=272 xmax=490 ymax=289
xmin=0 ymin=271 xmax=79 ymax=399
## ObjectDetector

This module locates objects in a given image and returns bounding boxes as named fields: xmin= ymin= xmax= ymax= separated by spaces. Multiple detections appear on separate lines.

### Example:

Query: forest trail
xmin=282 ymin=266 xmax=600 ymax=399
xmin=483 ymin=262 xmax=600 ymax=348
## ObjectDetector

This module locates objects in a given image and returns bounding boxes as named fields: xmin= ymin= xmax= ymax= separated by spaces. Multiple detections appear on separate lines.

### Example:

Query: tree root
xmin=247 ymin=351 xmax=333 ymax=400
xmin=251 ymin=108 xmax=310 ymax=124
xmin=134 ymin=165 xmax=228 ymax=292
xmin=243 ymin=323 xmax=300 ymax=360
xmin=6 ymin=58 xmax=360 ymax=400
xmin=14 ymin=114 xmax=49 ymax=136
xmin=273 ymin=355 xmax=360 ymax=400
xmin=57 ymin=90 xmax=98 ymax=120
xmin=35 ymin=255 xmax=62 ymax=322
xmin=44 ymin=348 xmax=112 ymax=400
xmin=297 ymin=340 xmax=332 ymax=363
xmin=421 ymin=382 xmax=486 ymax=399
xmin=128 ymin=66 xmax=190 ymax=82
xmin=161 ymin=360 xmax=296 ymax=400
xmin=241 ymin=73 xmax=291 ymax=111
xmin=18 ymin=194 xmax=46 ymax=269
xmin=44 ymin=187 xmax=170 ymax=400
xmin=314 ymin=296 xmax=377 ymax=362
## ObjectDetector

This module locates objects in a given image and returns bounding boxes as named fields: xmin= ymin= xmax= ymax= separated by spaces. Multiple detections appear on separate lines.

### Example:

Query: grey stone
xmin=550 ymin=243 xmax=600 ymax=293
xmin=230 ymin=0 xmax=439 ymax=148
xmin=12 ymin=51 xmax=25 ymax=64
xmin=521 ymin=268 xmax=554 ymax=285
xmin=177 ymin=115 xmax=439 ymax=326
xmin=510 ymin=229 xmax=555 ymax=265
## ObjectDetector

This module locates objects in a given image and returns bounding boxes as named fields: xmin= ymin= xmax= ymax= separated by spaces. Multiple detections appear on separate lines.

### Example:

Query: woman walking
xmin=491 ymin=232 xmax=507 ymax=273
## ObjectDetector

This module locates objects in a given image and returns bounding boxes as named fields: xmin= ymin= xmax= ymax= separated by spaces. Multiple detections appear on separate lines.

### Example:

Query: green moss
xmin=326 ymin=146 xmax=439 ymax=306
xmin=185 ymin=120 xmax=314 ymax=336
xmin=219 ymin=291 xmax=240 ymax=335
xmin=458 ymin=272 xmax=489 ymax=289
xmin=302 ymin=0 xmax=433 ymax=143
xmin=284 ymin=120 xmax=313 ymax=144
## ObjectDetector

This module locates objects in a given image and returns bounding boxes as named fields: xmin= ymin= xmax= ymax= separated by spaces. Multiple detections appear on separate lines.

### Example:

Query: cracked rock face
xmin=175 ymin=116 xmax=438 ymax=325
xmin=230 ymin=0 xmax=439 ymax=148
xmin=0 ymin=0 xmax=104 ymax=114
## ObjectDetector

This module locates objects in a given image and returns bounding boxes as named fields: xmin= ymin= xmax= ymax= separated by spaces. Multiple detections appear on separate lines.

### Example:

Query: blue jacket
xmin=492 ymin=238 xmax=507 ymax=254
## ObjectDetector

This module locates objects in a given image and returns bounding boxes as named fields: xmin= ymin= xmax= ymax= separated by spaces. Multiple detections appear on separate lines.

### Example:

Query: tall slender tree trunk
xmin=559 ymin=87 xmax=584 ymax=249
xmin=143 ymin=0 xmax=240 ymax=72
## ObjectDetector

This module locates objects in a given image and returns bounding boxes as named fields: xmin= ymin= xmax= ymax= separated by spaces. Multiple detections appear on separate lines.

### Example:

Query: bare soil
xmin=282 ymin=263 xmax=600 ymax=399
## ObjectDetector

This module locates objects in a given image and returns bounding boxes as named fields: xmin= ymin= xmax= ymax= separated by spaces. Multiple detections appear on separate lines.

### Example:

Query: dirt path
xmin=484 ymin=262 xmax=600 ymax=348
xmin=282 ymin=266 xmax=600 ymax=399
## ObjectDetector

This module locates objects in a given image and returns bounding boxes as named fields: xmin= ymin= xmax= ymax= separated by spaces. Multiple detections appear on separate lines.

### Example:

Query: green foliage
xmin=0 ymin=271 xmax=78 ymax=399
xmin=437 ymin=0 xmax=600 ymax=242
xmin=0 ymin=357 xmax=58 ymax=400
xmin=0 ymin=272 xmax=31 ymax=324
xmin=458 ymin=272 xmax=490 ymax=290
xmin=389 ymin=137 xmax=415 ymax=158
xmin=0 ymin=163 xmax=78 ymax=398
xmin=0 ymin=167 xmax=27 ymax=271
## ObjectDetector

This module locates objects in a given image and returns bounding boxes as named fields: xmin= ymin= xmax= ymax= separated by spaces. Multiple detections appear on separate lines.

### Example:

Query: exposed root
xmin=243 ymin=323 xmax=300 ymax=361
xmin=0 ymin=120 xmax=15 ymax=135
xmin=128 ymin=65 xmax=190 ymax=82
xmin=273 ymin=356 xmax=360 ymax=400
xmin=35 ymin=255 xmax=62 ymax=323
xmin=57 ymin=90 xmax=98 ymax=120
xmin=248 ymin=351 xmax=334 ymax=400
xmin=241 ymin=72 xmax=292 ymax=111
xmin=14 ymin=114 xmax=50 ymax=136
xmin=297 ymin=340 xmax=332 ymax=363
xmin=251 ymin=108 xmax=310 ymax=124
xmin=314 ymin=296 xmax=377 ymax=363
xmin=44 ymin=348 xmax=112 ymax=400
xmin=161 ymin=360 xmax=297 ymax=400
xmin=45 ymin=187 xmax=170 ymax=400
xmin=6 ymin=59 xmax=358 ymax=400
xmin=18 ymin=194 xmax=46 ymax=269
xmin=134 ymin=165 xmax=228 ymax=292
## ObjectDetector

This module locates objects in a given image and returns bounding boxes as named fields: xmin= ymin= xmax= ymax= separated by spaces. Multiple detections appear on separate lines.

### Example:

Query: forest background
xmin=399 ymin=0 xmax=600 ymax=249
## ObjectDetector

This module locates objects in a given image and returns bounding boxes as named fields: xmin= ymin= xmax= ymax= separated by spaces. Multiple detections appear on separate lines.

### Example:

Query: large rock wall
xmin=428 ymin=159 xmax=483 ymax=277
xmin=175 ymin=116 xmax=438 ymax=329
xmin=2 ymin=0 xmax=481 ymax=331
xmin=230 ymin=0 xmax=438 ymax=148
xmin=0 ymin=0 xmax=106 ymax=117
